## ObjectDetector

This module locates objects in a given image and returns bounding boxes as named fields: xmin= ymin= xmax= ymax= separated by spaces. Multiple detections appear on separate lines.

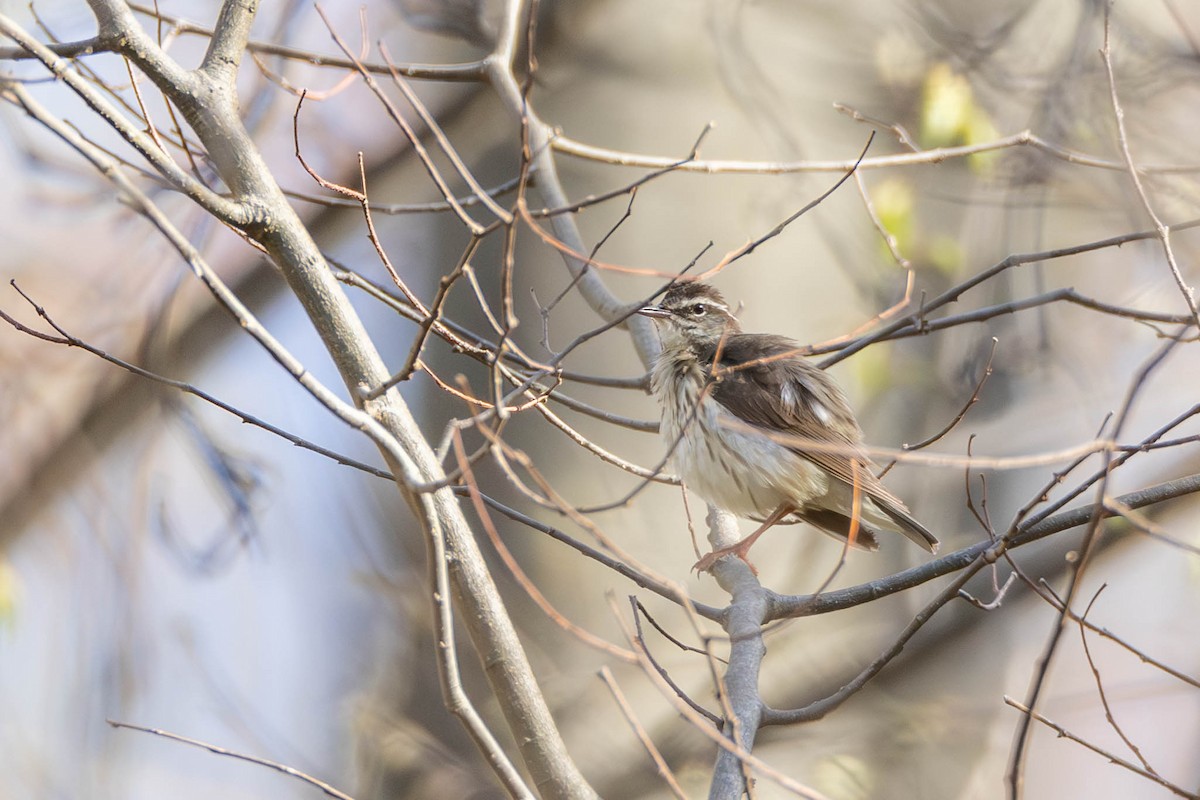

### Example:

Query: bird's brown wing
xmin=703 ymin=334 xmax=936 ymax=550
xmin=703 ymin=334 xmax=869 ymax=482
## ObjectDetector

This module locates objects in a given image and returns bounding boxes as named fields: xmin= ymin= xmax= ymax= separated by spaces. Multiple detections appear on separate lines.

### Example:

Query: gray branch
xmin=2 ymin=3 xmax=598 ymax=797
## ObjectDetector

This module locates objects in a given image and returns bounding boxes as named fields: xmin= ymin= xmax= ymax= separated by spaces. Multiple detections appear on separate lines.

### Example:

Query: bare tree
xmin=3 ymin=1 xmax=1200 ymax=798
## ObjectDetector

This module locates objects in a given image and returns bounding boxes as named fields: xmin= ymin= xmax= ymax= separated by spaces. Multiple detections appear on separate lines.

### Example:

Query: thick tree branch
xmin=769 ymin=472 xmax=1200 ymax=620
xmin=0 ymin=11 xmax=249 ymax=224
xmin=707 ymin=510 xmax=770 ymax=799
xmin=6 ymin=4 xmax=600 ymax=797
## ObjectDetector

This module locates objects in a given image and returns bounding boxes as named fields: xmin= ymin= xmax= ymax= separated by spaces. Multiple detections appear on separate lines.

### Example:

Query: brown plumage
xmin=640 ymin=281 xmax=937 ymax=570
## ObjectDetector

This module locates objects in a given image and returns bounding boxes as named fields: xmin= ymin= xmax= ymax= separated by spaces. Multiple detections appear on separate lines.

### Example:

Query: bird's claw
xmin=692 ymin=548 xmax=758 ymax=576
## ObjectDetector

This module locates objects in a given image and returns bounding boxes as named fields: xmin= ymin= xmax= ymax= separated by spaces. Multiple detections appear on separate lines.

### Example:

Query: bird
xmin=639 ymin=281 xmax=938 ymax=572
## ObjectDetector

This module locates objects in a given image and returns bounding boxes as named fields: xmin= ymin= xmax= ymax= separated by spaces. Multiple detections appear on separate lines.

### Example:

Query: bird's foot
xmin=692 ymin=545 xmax=758 ymax=576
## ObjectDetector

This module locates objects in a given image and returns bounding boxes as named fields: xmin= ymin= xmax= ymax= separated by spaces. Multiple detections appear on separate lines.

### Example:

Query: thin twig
xmin=453 ymin=429 xmax=637 ymax=662
xmin=313 ymin=5 xmax=485 ymax=234
xmin=628 ymin=599 xmax=724 ymax=726
xmin=0 ymin=286 xmax=392 ymax=482
xmin=610 ymin=598 xmax=834 ymax=800
xmin=904 ymin=337 xmax=998 ymax=451
xmin=106 ymin=721 xmax=357 ymax=800
xmin=119 ymin=2 xmax=488 ymax=80
xmin=468 ymin=490 xmax=723 ymax=621
xmin=1101 ymin=2 xmax=1200 ymax=329
xmin=697 ymin=132 xmax=876 ymax=280
xmin=1007 ymin=325 xmax=1189 ymax=797
xmin=1003 ymin=698 xmax=1199 ymax=799
xmin=598 ymin=667 xmax=690 ymax=800
xmin=1077 ymin=586 xmax=1158 ymax=775
xmin=380 ymin=42 xmax=511 ymax=223
xmin=552 ymin=128 xmax=1200 ymax=175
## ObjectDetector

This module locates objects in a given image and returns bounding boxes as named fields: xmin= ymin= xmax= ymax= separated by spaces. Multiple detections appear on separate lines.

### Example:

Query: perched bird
xmin=639 ymin=281 xmax=937 ymax=572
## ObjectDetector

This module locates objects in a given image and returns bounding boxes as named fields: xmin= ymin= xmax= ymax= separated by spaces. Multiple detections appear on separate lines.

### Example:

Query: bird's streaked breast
xmin=651 ymin=349 xmax=826 ymax=517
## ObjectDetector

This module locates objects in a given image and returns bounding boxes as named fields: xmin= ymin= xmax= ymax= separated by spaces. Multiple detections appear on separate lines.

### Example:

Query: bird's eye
xmin=689 ymin=303 xmax=707 ymax=316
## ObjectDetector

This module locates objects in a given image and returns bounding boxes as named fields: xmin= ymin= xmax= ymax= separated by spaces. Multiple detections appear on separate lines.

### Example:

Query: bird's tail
xmin=871 ymin=496 xmax=939 ymax=553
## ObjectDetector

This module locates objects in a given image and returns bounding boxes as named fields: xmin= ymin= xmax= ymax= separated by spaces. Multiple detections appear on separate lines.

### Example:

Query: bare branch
xmin=314 ymin=5 xmax=487 ymax=235
xmin=1077 ymin=587 xmax=1158 ymax=775
xmin=0 ymin=12 xmax=249 ymax=224
xmin=123 ymin=2 xmax=488 ymax=80
xmin=1003 ymin=698 xmax=1199 ymax=799
xmin=454 ymin=429 xmax=638 ymax=663
xmin=107 ymin=721 xmax=357 ymax=800
xmin=770 ymin=472 xmax=1200 ymax=619
xmin=0 ymin=284 xmax=393 ymax=482
xmin=598 ymin=667 xmax=690 ymax=800
xmin=1100 ymin=3 xmax=1200 ymax=328
xmin=552 ymin=128 xmax=1200 ymax=175
xmin=1008 ymin=325 xmax=1189 ymax=796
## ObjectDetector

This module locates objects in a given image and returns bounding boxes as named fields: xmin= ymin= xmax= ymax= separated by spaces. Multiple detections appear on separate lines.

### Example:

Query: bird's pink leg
xmin=693 ymin=503 xmax=793 ymax=574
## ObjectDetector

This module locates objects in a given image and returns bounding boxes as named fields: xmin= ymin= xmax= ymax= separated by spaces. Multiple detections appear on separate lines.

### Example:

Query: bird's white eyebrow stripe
xmin=679 ymin=300 xmax=728 ymax=313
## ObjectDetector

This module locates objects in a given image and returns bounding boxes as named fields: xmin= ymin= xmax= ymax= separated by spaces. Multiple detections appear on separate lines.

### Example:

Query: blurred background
xmin=2 ymin=1 xmax=1199 ymax=798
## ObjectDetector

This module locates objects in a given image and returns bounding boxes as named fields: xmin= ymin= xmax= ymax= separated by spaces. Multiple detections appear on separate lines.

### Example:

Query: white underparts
xmin=653 ymin=347 xmax=898 ymax=532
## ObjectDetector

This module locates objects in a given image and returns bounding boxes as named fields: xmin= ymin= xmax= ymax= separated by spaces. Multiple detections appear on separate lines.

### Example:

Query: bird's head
xmin=638 ymin=282 xmax=741 ymax=349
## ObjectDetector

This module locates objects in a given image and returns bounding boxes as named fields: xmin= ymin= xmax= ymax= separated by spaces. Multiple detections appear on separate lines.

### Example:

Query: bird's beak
xmin=638 ymin=304 xmax=671 ymax=319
